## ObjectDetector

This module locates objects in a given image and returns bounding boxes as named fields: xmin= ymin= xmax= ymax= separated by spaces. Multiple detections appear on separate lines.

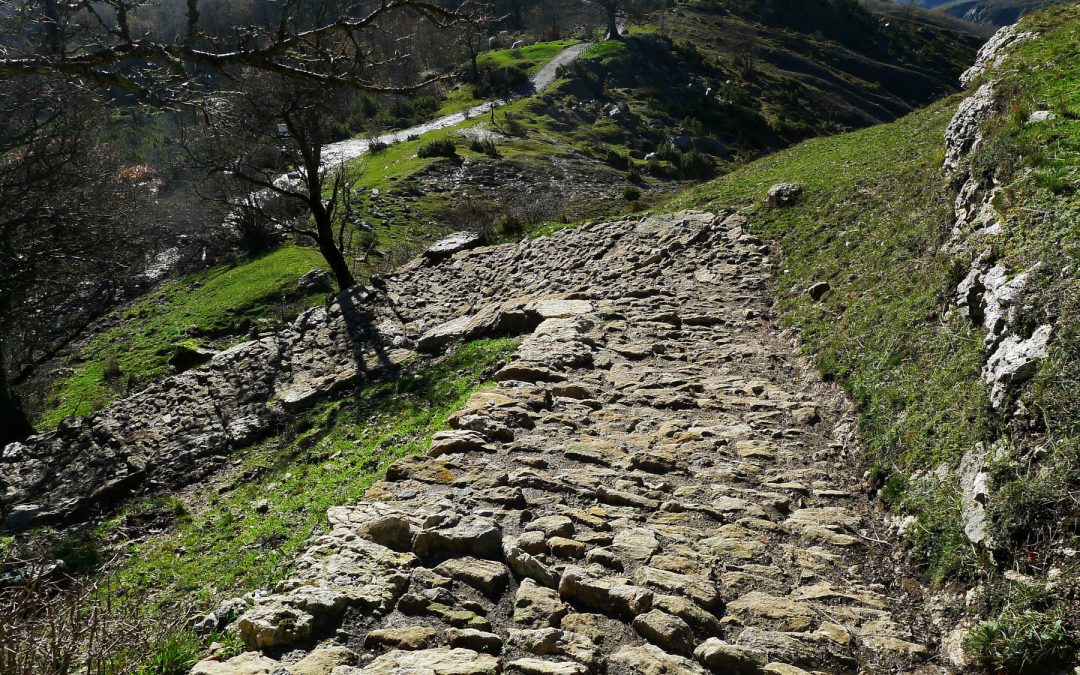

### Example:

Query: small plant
xmin=102 ymin=356 xmax=123 ymax=381
xmin=207 ymin=631 xmax=246 ymax=661
xmin=468 ymin=137 xmax=500 ymax=158
xmin=417 ymin=138 xmax=457 ymax=159
xmin=138 ymin=633 xmax=200 ymax=675
xmin=623 ymin=186 xmax=642 ymax=202
xmin=603 ymin=147 xmax=628 ymax=169
xmin=368 ymin=140 xmax=389 ymax=154
xmin=966 ymin=608 xmax=1075 ymax=673
xmin=502 ymin=112 xmax=527 ymax=138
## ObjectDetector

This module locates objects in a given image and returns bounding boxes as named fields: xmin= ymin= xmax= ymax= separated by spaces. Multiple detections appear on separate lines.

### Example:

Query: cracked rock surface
xmin=190 ymin=211 xmax=932 ymax=674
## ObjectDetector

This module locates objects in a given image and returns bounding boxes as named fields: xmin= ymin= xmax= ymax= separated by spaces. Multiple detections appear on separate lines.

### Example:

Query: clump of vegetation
xmin=468 ymin=137 xmax=500 ymax=157
xmin=417 ymin=138 xmax=458 ymax=159
xmin=502 ymin=112 xmax=527 ymax=138
xmin=0 ymin=560 xmax=195 ymax=675
xmin=966 ymin=582 xmax=1076 ymax=674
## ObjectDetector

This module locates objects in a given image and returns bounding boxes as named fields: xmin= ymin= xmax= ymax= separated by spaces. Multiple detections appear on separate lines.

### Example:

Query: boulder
xmin=297 ymin=268 xmax=335 ymax=293
xmin=763 ymin=183 xmax=802 ymax=207
xmin=632 ymin=610 xmax=695 ymax=655
xmin=365 ymin=626 xmax=439 ymax=651
xmin=515 ymin=578 xmax=571 ymax=627
xmin=413 ymin=516 xmax=503 ymax=562
xmin=607 ymin=644 xmax=708 ymax=674
xmin=290 ymin=646 xmax=358 ymax=675
xmin=434 ymin=557 xmax=510 ymax=596
xmin=506 ymin=659 xmax=588 ymax=675
xmin=424 ymin=232 xmax=484 ymax=262
xmin=447 ymin=628 xmax=504 ymax=653
xmin=694 ymin=638 xmax=767 ymax=673
xmin=190 ymin=652 xmax=280 ymax=675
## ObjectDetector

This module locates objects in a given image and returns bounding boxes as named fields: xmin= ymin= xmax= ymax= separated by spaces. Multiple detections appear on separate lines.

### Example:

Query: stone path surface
xmin=193 ymin=212 xmax=933 ymax=675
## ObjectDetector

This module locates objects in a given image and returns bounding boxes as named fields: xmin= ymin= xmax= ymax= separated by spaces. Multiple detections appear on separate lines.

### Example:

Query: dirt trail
xmin=195 ymin=211 xmax=935 ymax=675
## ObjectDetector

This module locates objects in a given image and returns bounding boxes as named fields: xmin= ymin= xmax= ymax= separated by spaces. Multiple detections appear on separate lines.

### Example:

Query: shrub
xmin=417 ymin=139 xmax=457 ymax=159
xmin=468 ymin=138 xmax=500 ymax=158
xmin=966 ymin=607 xmax=1075 ymax=673
xmin=0 ymin=553 xmax=195 ymax=675
xmin=623 ymin=186 xmax=642 ymax=202
xmin=471 ymin=64 xmax=529 ymax=99
xmin=368 ymin=140 xmax=389 ymax=154
xmin=677 ymin=150 xmax=716 ymax=180
xmin=503 ymin=112 xmax=527 ymax=138
xmin=626 ymin=161 xmax=642 ymax=184
xmin=102 ymin=356 xmax=123 ymax=381
xmin=603 ymin=147 xmax=629 ymax=170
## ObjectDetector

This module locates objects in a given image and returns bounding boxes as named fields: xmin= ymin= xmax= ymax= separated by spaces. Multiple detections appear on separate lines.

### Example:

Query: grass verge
xmin=40 ymin=246 xmax=329 ymax=428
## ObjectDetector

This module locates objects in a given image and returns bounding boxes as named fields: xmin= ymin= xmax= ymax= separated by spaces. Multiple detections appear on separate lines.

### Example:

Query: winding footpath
xmin=193 ymin=211 xmax=934 ymax=675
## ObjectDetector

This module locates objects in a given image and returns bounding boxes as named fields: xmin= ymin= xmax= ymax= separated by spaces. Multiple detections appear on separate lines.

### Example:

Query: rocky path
xmin=193 ymin=212 xmax=933 ymax=675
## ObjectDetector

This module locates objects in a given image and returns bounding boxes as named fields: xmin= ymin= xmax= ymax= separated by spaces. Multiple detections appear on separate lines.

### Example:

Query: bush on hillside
xmin=471 ymin=64 xmax=529 ymax=99
xmin=468 ymin=138 xmax=500 ymax=157
xmin=417 ymin=139 xmax=457 ymax=159
xmin=0 ymin=553 xmax=196 ymax=674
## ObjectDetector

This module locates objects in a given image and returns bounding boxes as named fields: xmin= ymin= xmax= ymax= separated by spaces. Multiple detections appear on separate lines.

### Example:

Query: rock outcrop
xmin=944 ymin=23 xmax=1053 ymax=412
xmin=183 ymin=211 xmax=931 ymax=674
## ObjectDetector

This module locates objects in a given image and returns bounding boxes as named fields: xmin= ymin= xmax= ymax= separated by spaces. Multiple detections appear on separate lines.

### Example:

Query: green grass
xmin=671 ymin=6 xmax=1080 ymax=670
xmin=40 ymin=246 xmax=329 ymax=428
xmin=480 ymin=39 xmax=580 ymax=75
xmin=435 ymin=39 xmax=580 ymax=117
xmin=100 ymin=338 xmax=517 ymax=615
xmin=675 ymin=96 xmax=991 ymax=475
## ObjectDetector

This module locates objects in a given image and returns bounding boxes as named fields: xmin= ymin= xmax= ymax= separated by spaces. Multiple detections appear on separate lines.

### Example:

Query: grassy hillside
xmin=23 ymin=338 xmax=516 ymax=672
xmin=675 ymin=4 xmax=1080 ymax=671
xmin=918 ymin=0 xmax=1069 ymax=25
xmin=38 ymin=246 xmax=329 ymax=428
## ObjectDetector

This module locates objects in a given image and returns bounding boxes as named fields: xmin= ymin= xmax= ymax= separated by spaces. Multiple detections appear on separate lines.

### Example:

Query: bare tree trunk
xmin=605 ymin=2 xmax=621 ymax=41
xmin=299 ymin=145 xmax=356 ymax=291
xmin=311 ymin=197 xmax=356 ymax=291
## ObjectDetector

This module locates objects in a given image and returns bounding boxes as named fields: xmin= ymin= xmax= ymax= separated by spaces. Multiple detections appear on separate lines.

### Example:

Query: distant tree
xmin=540 ymin=0 xmax=564 ymax=40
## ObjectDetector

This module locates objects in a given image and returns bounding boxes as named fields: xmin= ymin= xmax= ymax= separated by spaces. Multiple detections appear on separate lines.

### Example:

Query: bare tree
xmin=182 ymin=74 xmax=362 ymax=290
xmin=0 ymin=0 xmax=488 ymax=102
xmin=0 ymin=0 xmax=491 ymax=443
xmin=0 ymin=75 xmax=153 ymax=446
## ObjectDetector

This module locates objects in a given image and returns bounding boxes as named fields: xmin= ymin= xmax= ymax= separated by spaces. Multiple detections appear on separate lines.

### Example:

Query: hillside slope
xmin=23 ymin=0 xmax=984 ymax=433
xmin=918 ymin=0 xmax=1070 ymax=25
xmin=678 ymin=4 xmax=1080 ymax=671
